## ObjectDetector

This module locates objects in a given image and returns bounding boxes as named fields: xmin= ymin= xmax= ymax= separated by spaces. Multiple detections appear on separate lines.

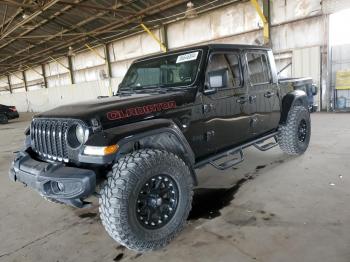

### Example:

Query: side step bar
xmin=253 ymin=136 xmax=278 ymax=151
xmin=194 ymin=131 xmax=279 ymax=170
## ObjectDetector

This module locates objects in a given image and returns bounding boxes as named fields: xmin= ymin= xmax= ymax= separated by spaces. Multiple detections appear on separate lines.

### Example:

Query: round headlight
xmin=75 ymin=124 xmax=89 ymax=144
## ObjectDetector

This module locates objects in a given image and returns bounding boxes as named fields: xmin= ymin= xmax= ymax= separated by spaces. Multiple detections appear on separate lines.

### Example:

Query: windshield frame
xmin=119 ymin=49 xmax=204 ymax=90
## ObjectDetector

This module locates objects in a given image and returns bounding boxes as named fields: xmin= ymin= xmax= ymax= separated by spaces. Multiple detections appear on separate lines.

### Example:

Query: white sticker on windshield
xmin=176 ymin=52 xmax=199 ymax=64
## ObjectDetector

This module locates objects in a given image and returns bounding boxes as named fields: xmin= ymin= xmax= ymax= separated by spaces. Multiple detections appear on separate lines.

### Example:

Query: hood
xmin=35 ymin=90 xmax=195 ymax=128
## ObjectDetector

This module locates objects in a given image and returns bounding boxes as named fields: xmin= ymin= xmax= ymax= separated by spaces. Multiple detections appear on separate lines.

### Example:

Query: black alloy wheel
xmin=298 ymin=119 xmax=308 ymax=142
xmin=136 ymin=175 xmax=179 ymax=229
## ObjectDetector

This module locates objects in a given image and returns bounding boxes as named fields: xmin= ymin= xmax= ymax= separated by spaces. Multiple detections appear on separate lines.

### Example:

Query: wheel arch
xmin=87 ymin=119 xmax=197 ymax=185
xmin=280 ymin=90 xmax=309 ymax=125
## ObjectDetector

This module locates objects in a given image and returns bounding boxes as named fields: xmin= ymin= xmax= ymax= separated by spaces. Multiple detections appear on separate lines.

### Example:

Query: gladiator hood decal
xmin=107 ymin=101 xmax=176 ymax=121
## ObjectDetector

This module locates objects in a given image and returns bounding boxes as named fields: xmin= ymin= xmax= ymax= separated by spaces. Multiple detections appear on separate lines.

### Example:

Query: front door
xmin=201 ymin=51 xmax=251 ymax=154
xmin=244 ymin=50 xmax=280 ymax=137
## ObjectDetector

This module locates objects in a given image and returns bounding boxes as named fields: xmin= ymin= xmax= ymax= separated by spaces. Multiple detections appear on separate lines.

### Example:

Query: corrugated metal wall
xmin=292 ymin=46 xmax=321 ymax=107
xmin=330 ymin=44 xmax=350 ymax=109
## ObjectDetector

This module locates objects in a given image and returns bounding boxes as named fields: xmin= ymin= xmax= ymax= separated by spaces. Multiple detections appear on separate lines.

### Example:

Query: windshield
xmin=119 ymin=50 xmax=202 ymax=91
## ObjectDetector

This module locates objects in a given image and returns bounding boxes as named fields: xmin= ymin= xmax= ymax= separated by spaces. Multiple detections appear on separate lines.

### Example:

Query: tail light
xmin=9 ymin=107 xmax=17 ymax=112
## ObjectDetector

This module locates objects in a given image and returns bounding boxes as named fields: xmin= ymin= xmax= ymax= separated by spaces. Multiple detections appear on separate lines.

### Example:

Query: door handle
xmin=264 ymin=91 xmax=275 ymax=98
xmin=236 ymin=96 xmax=248 ymax=104
xmin=249 ymin=95 xmax=257 ymax=103
xmin=203 ymin=103 xmax=214 ymax=113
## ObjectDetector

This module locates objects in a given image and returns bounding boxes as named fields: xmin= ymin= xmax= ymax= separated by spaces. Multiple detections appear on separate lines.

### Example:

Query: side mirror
xmin=204 ymin=69 xmax=227 ymax=95
xmin=311 ymin=84 xmax=318 ymax=96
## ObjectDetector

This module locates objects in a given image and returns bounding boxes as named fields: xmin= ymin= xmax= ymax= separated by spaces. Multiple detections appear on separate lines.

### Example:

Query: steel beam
xmin=85 ymin=44 xmax=105 ymax=60
xmin=250 ymin=0 xmax=270 ymax=45
xmin=4 ymin=0 xmax=184 ymax=68
xmin=55 ymin=1 xmax=136 ymax=14
xmin=0 ymin=0 xmax=60 ymax=41
xmin=140 ymin=23 xmax=167 ymax=52
xmin=0 ymin=0 xmax=132 ymax=63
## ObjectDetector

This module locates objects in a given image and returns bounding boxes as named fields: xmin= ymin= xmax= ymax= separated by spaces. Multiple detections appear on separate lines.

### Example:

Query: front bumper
xmin=9 ymin=151 xmax=96 ymax=208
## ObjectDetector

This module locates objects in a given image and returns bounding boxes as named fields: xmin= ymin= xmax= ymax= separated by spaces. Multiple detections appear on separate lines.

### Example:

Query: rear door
xmin=245 ymin=50 xmax=280 ymax=136
xmin=201 ymin=51 xmax=251 ymax=153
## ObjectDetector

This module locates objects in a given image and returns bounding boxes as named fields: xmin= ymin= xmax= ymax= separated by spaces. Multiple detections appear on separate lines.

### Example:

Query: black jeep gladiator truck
xmin=0 ymin=104 xmax=19 ymax=124
xmin=10 ymin=44 xmax=312 ymax=252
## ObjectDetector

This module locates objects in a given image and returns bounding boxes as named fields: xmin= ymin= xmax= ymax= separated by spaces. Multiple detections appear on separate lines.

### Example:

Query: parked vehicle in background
xmin=10 ymin=44 xmax=313 ymax=252
xmin=0 ymin=104 xmax=19 ymax=124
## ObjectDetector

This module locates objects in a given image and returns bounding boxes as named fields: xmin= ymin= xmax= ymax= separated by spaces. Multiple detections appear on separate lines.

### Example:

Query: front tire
xmin=278 ymin=105 xmax=311 ymax=155
xmin=99 ymin=149 xmax=193 ymax=252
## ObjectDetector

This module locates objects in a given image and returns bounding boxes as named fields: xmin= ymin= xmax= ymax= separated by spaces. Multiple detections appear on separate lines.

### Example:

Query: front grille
xmin=31 ymin=119 xmax=69 ymax=162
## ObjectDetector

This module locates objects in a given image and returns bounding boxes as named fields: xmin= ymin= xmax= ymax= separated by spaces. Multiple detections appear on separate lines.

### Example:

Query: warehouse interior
xmin=1 ymin=0 xmax=350 ymax=261
xmin=0 ymin=0 xmax=349 ymax=112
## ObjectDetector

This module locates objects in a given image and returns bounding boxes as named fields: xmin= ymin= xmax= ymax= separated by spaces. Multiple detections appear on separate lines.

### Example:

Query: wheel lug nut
xmin=164 ymin=215 xmax=168 ymax=219
xmin=151 ymin=222 xmax=155 ymax=226
xmin=158 ymin=220 xmax=162 ymax=224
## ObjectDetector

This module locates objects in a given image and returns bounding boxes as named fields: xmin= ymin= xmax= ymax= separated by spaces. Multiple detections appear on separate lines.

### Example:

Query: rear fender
xmin=280 ymin=90 xmax=309 ymax=124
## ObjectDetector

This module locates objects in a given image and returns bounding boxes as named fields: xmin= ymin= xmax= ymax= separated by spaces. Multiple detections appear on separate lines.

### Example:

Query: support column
xmin=105 ymin=43 xmax=113 ymax=78
xmin=7 ymin=74 xmax=12 ymax=94
xmin=22 ymin=71 xmax=28 ymax=92
xmin=67 ymin=55 xmax=75 ymax=84
xmin=41 ymin=64 xmax=48 ymax=88
xmin=160 ymin=24 xmax=168 ymax=51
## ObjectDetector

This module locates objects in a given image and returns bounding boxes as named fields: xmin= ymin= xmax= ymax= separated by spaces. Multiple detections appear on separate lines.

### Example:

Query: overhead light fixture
xmin=185 ymin=2 xmax=198 ymax=19
xmin=22 ymin=11 xmax=30 ymax=19
xmin=67 ymin=46 xmax=75 ymax=56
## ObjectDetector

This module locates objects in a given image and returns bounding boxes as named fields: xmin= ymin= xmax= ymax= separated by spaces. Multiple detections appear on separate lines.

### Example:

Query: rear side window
xmin=246 ymin=52 xmax=271 ymax=85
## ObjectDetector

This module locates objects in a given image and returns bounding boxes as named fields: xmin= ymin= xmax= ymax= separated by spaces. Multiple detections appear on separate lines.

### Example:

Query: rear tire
xmin=99 ymin=149 xmax=193 ymax=252
xmin=0 ymin=114 xmax=8 ymax=124
xmin=278 ymin=106 xmax=311 ymax=155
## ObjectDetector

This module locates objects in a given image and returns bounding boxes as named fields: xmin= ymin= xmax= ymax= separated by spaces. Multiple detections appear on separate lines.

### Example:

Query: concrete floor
xmin=1 ymin=113 xmax=350 ymax=262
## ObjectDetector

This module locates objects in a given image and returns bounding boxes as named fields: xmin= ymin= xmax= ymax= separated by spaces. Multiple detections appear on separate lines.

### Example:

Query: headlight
xmin=76 ymin=124 xmax=88 ymax=144
xmin=67 ymin=124 xmax=89 ymax=148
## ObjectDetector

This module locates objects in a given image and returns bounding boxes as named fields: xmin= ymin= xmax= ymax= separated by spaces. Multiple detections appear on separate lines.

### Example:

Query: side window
xmin=205 ymin=53 xmax=242 ymax=90
xmin=226 ymin=54 xmax=242 ymax=87
xmin=246 ymin=52 xmax=271 ymax=85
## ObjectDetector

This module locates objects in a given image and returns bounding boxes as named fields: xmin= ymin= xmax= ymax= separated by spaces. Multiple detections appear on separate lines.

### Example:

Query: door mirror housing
xmin=311 ymin=84 xmax=318 ymax=96
xmin=204 ymin=69 xmax=228 ymax=95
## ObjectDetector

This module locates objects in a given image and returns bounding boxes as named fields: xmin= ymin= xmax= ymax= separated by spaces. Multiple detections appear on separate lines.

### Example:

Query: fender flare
xmin=280 ymin=90 xmax=309 ymax=124
xmin=85 ymin=119 xmax=197 ymax=185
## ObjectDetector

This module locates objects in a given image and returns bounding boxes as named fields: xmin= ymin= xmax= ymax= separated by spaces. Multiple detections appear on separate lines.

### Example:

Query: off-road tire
xmin=43 ymin=196 xmax=63 ymax=205
xmin=99 ymin=149 xmax=193 ymax=252
xmin=278 ymin=105 xmax=311 ymax=155
xmin=0 ymin=114 xmax=8 ymax=124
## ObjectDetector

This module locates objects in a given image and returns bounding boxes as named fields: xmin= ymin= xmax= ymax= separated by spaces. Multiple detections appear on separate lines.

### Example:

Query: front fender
xmin=280 ymin=90 xmax=309 ymax=124
xmin=85 ymin=118 xmax=197 ymax=184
